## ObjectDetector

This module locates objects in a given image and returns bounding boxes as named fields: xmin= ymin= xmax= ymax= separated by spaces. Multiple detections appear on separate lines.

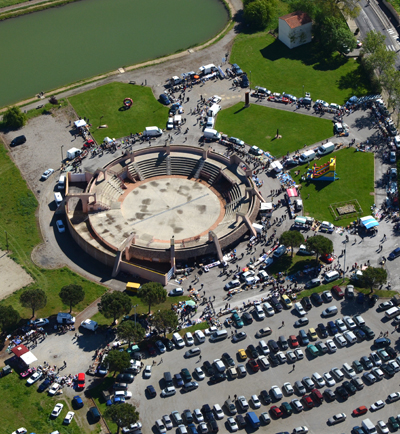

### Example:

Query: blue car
xmin=37 ymin=378 xmax=51 ymax=392
xmin=188 ymin=423 xmax=198 ymax=434
xmin=73 ymin=395 xmax=84 ymax=408
xmin=389 ymin=247 xmax=400 ymax=260
xmin=327 ymin=321 xmax=338 ymax=335
xmin=232 ymin=63 xmax=243 ymax=75
xmin=159 ymin=94 xmax=171 ymax=105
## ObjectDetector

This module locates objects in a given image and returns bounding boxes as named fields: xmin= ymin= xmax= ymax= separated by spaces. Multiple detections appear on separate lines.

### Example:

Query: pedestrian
xmin=234 ymin=394 xmax=237 ymax=400
xmin=228 ymin=395 xmax=231 ymax=400
xmin=292 ymin=364 xmax=295 ymax=371
xmin=161 ymin=358 xmax=163 ymax=363
xmin=199 ymin=355 xmax=202 ymax=361
xmin=282 ymin=321 xmax=285 ymax=327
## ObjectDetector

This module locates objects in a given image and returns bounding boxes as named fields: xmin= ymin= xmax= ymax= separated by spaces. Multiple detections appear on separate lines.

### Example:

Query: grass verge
xmin=0 ymin=142 xmax=106 ymax=319
xmin=215 ymin=103 xmax=333 ymax=157
xmin=290 ymin=148 xmax=375 ymax=225
xmin=68 ymin=83 xmax=169 ymax=143
xmin=167 ymin=321 xmax=208 ymax=339
xmin=90 ymin=376 xmax=117 ymax=433
xmin=230 ymin=33 xmax=373 ymax=104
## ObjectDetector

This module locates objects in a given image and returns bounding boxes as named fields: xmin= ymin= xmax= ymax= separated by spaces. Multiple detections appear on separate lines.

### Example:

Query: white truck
xmin=199 ymin=64 xmax=216 ymax=75
xmin=57 ymin=312 xmax=75 ymax=325
xmin=67 ymin=147 xmax=81 ymax=160
xmin=80 ymin=319 xmax=98 ymax=331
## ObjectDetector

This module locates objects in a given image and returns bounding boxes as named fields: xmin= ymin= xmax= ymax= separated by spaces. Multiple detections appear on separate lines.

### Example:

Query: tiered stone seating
xmin=136 ymin=157 xmax=168 ymax=179
xmin=128 ymin=162 xmax=138 ymax=179
xmin=201 ymin=161 xmax=221 ymax=184
xmin=170 ymin=156 xmax=199 ymax=176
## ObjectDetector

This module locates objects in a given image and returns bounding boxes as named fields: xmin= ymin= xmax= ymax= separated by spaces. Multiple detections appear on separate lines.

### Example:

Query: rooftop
xmin=280 ymin=11 xmax=312 ymax=29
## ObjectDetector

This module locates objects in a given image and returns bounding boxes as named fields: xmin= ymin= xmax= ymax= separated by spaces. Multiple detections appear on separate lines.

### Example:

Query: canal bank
xmin=0 ymin=0 xmax=232 ymax=108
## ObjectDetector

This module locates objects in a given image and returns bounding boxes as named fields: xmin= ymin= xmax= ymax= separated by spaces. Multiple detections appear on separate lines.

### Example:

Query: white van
xmin=299 ymin=150 xmax=316 ymax=164
xmin=343 ymin=331 xmax=357 ymax=345
xmin=210 ymin=329 xmax=228 ymax=342
xmin=172 ymin=332 xmax=185 ymax=348
xmin=203 ymin=128 xmax=221 ymax=141
xmin=206 ymin=117 xmax=215 ymax=128
xmin=385 ymin=306 xmax=400 ymax=319
xmin=262 ymin=302 xmax=275 ymax=316
xmin=317 ymin=142 xmax=335 ymax=156
xmin=324 ymin=270 xmax=340 ymax=283
xmin=57 ymin=312 xmax=75 ymax=324
xmin=362 ymin=418 xmax=377 ymax=434
xmin=54 ymin=192 xmax=63 ymax=207
xmin=207 ymin=103 xmax=221 ymax=117
xmin=58 ymin=175 xmax=66 ymax=190
xmin=194 ymin=329 xmax=205 ymax=344
xmin=143 ymin=126 xmax=163 ymax=137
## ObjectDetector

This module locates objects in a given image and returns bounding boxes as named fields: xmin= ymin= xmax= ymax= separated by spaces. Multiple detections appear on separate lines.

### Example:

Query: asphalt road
xmin=130 ymin=296 xmax=400 ymax=434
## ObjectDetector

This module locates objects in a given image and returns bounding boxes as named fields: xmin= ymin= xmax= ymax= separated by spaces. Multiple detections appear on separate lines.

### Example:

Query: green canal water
xmin=0 ymin=0 xmax=228 ymax=107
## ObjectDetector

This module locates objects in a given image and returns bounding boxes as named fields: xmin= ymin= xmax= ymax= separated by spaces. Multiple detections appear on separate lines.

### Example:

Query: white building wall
xmin=279 ymin=20 xmax=312 ymax=49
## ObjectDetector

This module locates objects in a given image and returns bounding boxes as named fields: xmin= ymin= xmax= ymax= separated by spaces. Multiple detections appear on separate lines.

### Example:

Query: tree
xmin=19 ymin=288 xmax=47 ymax=318
xmin=138 ymin=282 xmax=167 ymax=314
xmin=313 ymin=16 xmax=357 ymax=53
xmin=152 ymin=309 xmax=179 ymax=337
xmin=2 ymin=106 xmax=27 ymax=130
xmin=0 ymin=305 xmax=20 ymax=332
xmin=279 ymin=231 xmax=304 ymax=257
xmin=306 ymin=235 xmax=333 ymax=263
xmin=362 ymin=30 xmax=396 ymax=75
xmin=380 ymin=67 xmax=400 ymax=111
xmin=98 ymin=291 xmax=132 ymax=324
xmin=59 ymin=284 xmax=85 ymax=313
xmin=359 ymin=267 xmax=387 ymax=293
xmin=243 ymin=0 xmax=277 ymax=30
xmin=105 ymin=350 xmax=131 ymax=377
xmin=117 ymin=320 xmax=145 ymax=346
xmin=104 ymin=403 xmax=139 ymax=434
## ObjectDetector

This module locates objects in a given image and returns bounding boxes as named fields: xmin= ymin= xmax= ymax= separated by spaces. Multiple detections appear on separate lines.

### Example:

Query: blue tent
xmin=359 ymin=216 xmax=379 ymax=229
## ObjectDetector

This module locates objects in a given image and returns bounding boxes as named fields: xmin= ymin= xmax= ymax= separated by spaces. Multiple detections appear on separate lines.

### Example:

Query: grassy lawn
xmin=215 ymin=103 xmax=333 ymax=157
xmin=0 ymin=372 xmax=85 ymax=433
xmin=230 ymin=33 xmax=373 ymax=104
xmin=68 ymin=83 xmax=169 ymax=143
xmin=167 ymin=321 xmax=208 ymax=339
xmin=290 ymin=148 xmax=375 ymax=225
xmin=0 ymin=143 xmax=106 ymax=319
xmin=91 ymin=294 xmax=190 ymax=326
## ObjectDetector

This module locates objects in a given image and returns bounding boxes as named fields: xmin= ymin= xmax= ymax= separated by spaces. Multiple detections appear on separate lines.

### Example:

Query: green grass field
xmin=231 ymin=33 xmax=373 ymax=104
xmin=0 ymin=372 xmax=85 ymax=434
xmin=290 ymin=148 xmax=375 ymax=226
xmin=0 ymin=143 xmax=106 ymax=320
xmin=215 ymin=103 xmax=333 ymax=157
xmin=68 ymin=83 xmax=169 ymax=143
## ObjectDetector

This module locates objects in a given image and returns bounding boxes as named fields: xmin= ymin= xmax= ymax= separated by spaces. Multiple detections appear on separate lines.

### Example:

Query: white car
xmin=293 ymin=427 xmax=308 ymax=434
xmin=294 ymin=348 xmax=304 ymax=359
xmin=312 ymin=372 xmax=325 ymax=388
xmin=291 ymin=398 xmax=303 ymax=412
xmin=294 ymin=302 xmax=306 ymax=317
xmin=271 ymin=385 xmax=282 ymax=400
xmin=211 ymin=95 xmax=222 ymax=104
xmin=322 ymin=290 xmax=333 ymax=302
xmin=334 ymin=333 xmax=347 ymax=347
xmin=56 ymin=220 xmax=65 ymax=233
xmin=64 ymin=411 xmax=75 ymax=424
xmin=388 ymin=360 xmax=400 ymax=372
xmin=33 ymin=318 xmax=49 ymax=327
xmin=162 ymin=414 xmax=173 ymax=430
xmin=260 ymin=412 xmax=271 ymax=424
xmin=323 ymin=372 xmax=335 ymax=387
xmin=326 ymin=339 xmax=337 ymax=352
xmin=12 ymin=429 xmax=27 ymax=434
xmin=372 ymin=367 xmax=384 ymax=379
xmin=258 ymin=355 xmax=270 ymax=369
xmin=353 ymin=315 xmax=365 ymax=327
xmin=335 ymin=319 xmax=347 ymax=333
xmin=287 ymin=350 xmax=297 ymax=363
xmin=315 ymin=99 xmax=329 ymax=107
xmin=166 ymin=118 xmax=173 ymax=130
xmin=277 ymin=352 xmax=287 ymax=364
xmin=228 ymin=137 xmax=245 ymax=147
xmin=184 ymin=332 xmax=194 ymax=346
xmin=161 ymin=386 xmax=176 ymax=397
xmin=213 ymin=359 xmax=225 ymax=372
xmin=258 ymin=340 xmax=270 ymax=355
xmin=193 ymin=408 xmax=204 ymax=423
xmin=251 ymin=394 xmax=261 ymax=408
xmin=371 ymin=400 xmax=385 ymax=411
xmin=387 ymin=392 xmax=400 ymax=403
xmin=48 ymin=382 xmax=61 ymax=395
xmin=143 ymin=365 xmax=152 ymax=378
xmin=237 ymin=396 xmax=249 ymax=410
xmin=27 ymin=371 xmax=42 ymax=385
xmin=155 ymin=419 xmax=167 ymax=434
xmin=370 ymin=352 xmax=382 ymax=366
xmin=328 ymin=413 xmax=346 ymax=425
xmin=169 ymin=287 xmax=184 ymax=296
xmin=178 ymin=424 xmax=187 ymax=434
xmin=343 ymin=316 xmax=356 ymax=330
xmin=254 ymin=305 xmax=265 ymax=320
xmin=198 ymin=422 xmax=208 ymax=433
xmin=377 ymin=420 xmax=389 ymax=434
xmin=283 ymin=382 xmax=294 ymax=395
xmin=331 ymin=367 xmax=344 ymax=382
xmin=51 ymin=403 xmax=63 ymax=417
xmin=227 ymin=417 xmax=238 ymax=432
xmin=41 ymin=168 xmax=54 ymax=180
xmin=213 ymin=404 xmax=224 ymax=419
xmin=195 ymin=367 xmax=205 ymax=380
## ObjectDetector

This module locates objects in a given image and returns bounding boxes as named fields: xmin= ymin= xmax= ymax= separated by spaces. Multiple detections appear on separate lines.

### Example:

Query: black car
xmin=310 ymin=293 xmax=323 ymax=306
xmin=116 ymin=373 xmax=134 ymax=383
xmin=241 ymin=74 xmax=249 ymax=88
xmin=301 ymin=297 xmax=312 ymax=310
xmin=381 ymin=363 xmax=395 ymax=376
xmin=335 ymin=386 xmax=349 ymax=400
xmin=317 ymin=323 xmax=328 ymax=338
xmin=221 ymin=353 xmax=235 ymax=367
xmin=247 ymin=344 xmax=258 ymax=358
xmin=181 ymin=368 xmax=192 ymax=382
xmin=202 ymin=404 xmax=215 ymax=421
xmin=232 ymin=63 xmax=244 ymax=75
xmin=241 ymin=312 xmax=253 ymax=325
xmin=354 ymin=329 xmax=366 ymax=341
xmin=299 ymin=97 xmax=312 ymax=106
xmin=210 ymin=372 xmax=227 ymax=384
xmin=386 ymin=346 xmax=397 ymax=359
xmin=360 ymin=356 xmax=373 ymax=370
xmin=360 ymin=325 xmax=375 ymax=339
xmin=268 ymin=353 xmax=279 ymax=366
xmin=324 ymin=388 xmax=336 ymax=401
xmin=10 ymin=135 xmax=26 ymax=147
xmin=343 ymin=381 xmax=356 ymax=395
xmin=374 ymin=337 xmax=391 ymax=348
xmin=208 ymin=419 xmax=219 ymax=433
xmin=183 ymin=409 xmax=193 ymax=423
xmin=162 ymin=338 xmax=175 ymax=351
xmin=279 ymin=336 xmax=288 ymax=350
xmin=159 ymin=93 xmax=171 ymax=105
xmin=235 ymin=414 xmax=246 ymax=429
xmin=260 ymin=389 xmax=272 ymax=404
xmin=146 ymin=385 xmax=156 ymax=398
xmin=38 ymin=378 xmax=51 ymax=392
xmin=268 ymin=339 xmax=279 ymax=353
xmin=369 ymin=294 xmax=379 ymax=306
xmin=203 ymin=361 xmax=214 ymax=376
xmin=270 ymin=296 xmax=283 ymax=312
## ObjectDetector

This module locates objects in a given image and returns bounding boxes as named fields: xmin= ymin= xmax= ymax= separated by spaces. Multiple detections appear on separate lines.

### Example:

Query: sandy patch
xmin=0 ymin=250 xmax=33 ymax=300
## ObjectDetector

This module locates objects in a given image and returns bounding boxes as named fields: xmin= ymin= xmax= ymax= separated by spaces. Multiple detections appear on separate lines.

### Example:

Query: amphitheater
xmin=64 ymin=145 xmax=262 ymax=284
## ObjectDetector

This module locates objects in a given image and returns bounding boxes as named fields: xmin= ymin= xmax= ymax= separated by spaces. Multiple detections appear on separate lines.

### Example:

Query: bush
xmin=2 ymin=106 xmax=26 ymax=130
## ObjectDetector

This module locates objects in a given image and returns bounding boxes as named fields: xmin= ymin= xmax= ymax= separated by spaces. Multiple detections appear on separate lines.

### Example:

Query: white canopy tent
xmin=74 ymin=119 xmax=87 ymax=128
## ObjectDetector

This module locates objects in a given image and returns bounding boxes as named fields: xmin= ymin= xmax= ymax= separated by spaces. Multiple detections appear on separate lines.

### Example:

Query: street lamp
xmin=342 ymin=240 xmax=347 ymax=283
xmin=133 ymin=304 xmax=139 ymax=327
xmin=303 ymin=85 xmax=305 ymax=97
xmin=61 ymin=145 xmax=64 ymax=163
xmin=250 ymin=71 xmax=252 ymax=91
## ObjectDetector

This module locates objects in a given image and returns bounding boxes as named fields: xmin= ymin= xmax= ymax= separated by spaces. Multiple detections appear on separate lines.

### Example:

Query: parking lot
xmin=127 ymin=292 xmax=400 ymax=434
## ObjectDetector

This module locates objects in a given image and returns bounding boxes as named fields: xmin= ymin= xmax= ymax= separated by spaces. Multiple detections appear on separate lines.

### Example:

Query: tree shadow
xmin=336 ymin=61 xmax=375 ymax=98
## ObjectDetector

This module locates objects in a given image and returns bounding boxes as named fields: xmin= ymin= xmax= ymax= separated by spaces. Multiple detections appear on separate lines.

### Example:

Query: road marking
xmin=388 ymin=28 xmax=395 ymax=34
xmin=386 ymin=45 xmax=396 ymax=51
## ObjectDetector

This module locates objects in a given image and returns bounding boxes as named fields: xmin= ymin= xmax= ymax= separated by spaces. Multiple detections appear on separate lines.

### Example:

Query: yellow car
xmin=238 ymin=349 xmax=247 ymax=360
xmin=281 ymin=294 xmax=293 ymax=308
xmin=308 ymin=327 xmax=318 ymax=341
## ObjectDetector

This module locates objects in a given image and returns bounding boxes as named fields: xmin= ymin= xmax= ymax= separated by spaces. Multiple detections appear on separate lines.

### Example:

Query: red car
xmin=320 ymin=254 xmax=334 ymax=263
xmin=248 ymin=359 xmax=260 ymax=372
xmin=77 ymin=372 xmax=85 ymax=389
xmin=352 ymin=406 xmax=368 ymax=417
xmin=147 ymin=344 xmax=157 ymax=357
xmin=332 ymin=286 xmax=344 ymax=298
xmin=270 ymin=405 xmax=283 ymax=418
xmin=289 ymin=335 xmax=299 ymax=348
xmin=303 ymin=395 xmax=314 ymax=409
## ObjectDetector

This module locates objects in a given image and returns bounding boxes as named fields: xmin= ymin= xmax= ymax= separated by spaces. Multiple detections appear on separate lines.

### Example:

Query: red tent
xmin=11 ymin=344 xmax=29 ymax=358
xmin=286 ymin=188 xmax=298 ymax=198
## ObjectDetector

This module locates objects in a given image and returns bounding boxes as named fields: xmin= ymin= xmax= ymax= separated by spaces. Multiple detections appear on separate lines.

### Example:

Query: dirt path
xmin=0 ymin=0 xmax=58 ymax=13
xmin=0 ymin=250 xmax=33 ymax=300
